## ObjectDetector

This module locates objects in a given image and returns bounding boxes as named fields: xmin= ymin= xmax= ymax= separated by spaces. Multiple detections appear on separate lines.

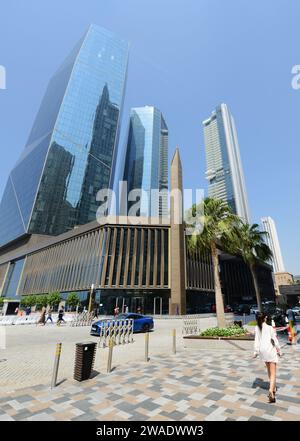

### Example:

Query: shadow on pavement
xmin=56 ymin=378 xmax=67 ymax=387
xmin=252 ymin=377 xmax=269 ymax=390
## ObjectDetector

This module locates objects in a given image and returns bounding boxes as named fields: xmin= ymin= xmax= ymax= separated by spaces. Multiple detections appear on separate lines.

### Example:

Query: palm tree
xmin=230 ymin=221 xmax=272 ymax=312
xmin=186 ymin=198 xmax=238 ymax=328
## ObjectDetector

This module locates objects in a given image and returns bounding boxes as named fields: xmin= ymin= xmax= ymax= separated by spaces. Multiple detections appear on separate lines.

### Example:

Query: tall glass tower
xmin=123 ymin=106 xmax=168 ymax=218
xmin=203 ymin=104 xmax=250 ymax=222
xmin=0 ymin=24 xmax=129 ymax=247
xmin=261 ymin=216 xmax=285 ymax=273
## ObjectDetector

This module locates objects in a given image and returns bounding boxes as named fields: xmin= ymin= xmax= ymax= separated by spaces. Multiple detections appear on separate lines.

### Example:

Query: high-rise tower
xmin=261 ymin=216 xmax=285 ymax=273
xmin=0 ymin=24 xmax=129 ymax=247
xmin=123 ymin=106 xmax=168 ymax=218
xmin=203 ymin=104 xmax=250 ymax=222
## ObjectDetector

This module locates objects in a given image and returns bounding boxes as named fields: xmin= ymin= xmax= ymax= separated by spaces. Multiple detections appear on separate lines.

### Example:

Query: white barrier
xmin=182 ymin=313 xmax=235 ymax=336
xmin=95 ymin=319 xmax=134 ymax=348
xmin=0 ymin=317 xmax=15 ymax=326
xmin=0 ymin=313 xmax=75 ymax=326
xmin=182 ymin=318 xmax=200 ymax=336
xmin=14 ymin=316 xmax=38 ymax=325
xmin=70 ymin=312 xmax=94 ymax=327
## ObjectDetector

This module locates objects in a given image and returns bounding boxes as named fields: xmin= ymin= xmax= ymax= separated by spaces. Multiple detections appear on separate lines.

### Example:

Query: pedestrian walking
xmin=114 ymin=306 xmax=119 ymax=317
xmin=37 ymin=307 xmax=46 ymax=326
xmin=57 ymin=306 xmax=66 ymax=326
xmin=286 ymin=308 xmax=297 ymax=345
xmin=46 ymin=308 xmax=53 ymax=323
xmin=93 ymin=305 xmax=99 ymax=319
xmin=125 ymin=305 xmax=129 ymax=314
xmin=253 ymin=312 xmax=282 ymax=403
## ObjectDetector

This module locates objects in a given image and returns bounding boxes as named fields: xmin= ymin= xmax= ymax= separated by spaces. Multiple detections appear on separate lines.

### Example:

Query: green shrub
xmin=0 ymin=297 xmax=4 ymax=306
xmin=48 ymin=292 xmax=61 ymax=308
xmin=247 ymin=321 xmax=257 ymax=327
xmin=200 ymin=325 xmax=247 ymax=337
xmin=36 ymin=295 xmax=49 ymax=309
xmin=26 ymin=295 xmax=37 ymax=307
xmin=66 ymin=292 xmax=80 ymax=310
xmin=20 ymin=297 xmax=28 ymax=307
xmin=20 ymin=295 xmax=37 ymax=307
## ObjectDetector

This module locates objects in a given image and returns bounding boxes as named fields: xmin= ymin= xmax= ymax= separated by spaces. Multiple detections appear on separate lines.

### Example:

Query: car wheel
xmin=142 ymin=324 xmax=150 ymax=332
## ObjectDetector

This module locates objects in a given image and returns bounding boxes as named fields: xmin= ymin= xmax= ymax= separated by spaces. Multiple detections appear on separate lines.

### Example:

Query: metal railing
xmin=97 ymin=319 xmax=134 ymax=348
xmin=182 ymin=318 xmax=201 ymax=336
xmin=70 ymin=312 xmax=95 ymax=327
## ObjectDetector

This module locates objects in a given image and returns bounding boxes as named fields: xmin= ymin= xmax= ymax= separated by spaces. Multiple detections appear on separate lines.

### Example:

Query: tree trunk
xmin=250 ymin=263 xmax=263 ymax=313
xmin=211 ymin=242 xmax=226 ymax=328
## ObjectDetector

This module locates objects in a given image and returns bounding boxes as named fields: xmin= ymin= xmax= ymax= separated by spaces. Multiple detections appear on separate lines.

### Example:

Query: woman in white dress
xmin=253 ymin=312 xmax=282 ymax=403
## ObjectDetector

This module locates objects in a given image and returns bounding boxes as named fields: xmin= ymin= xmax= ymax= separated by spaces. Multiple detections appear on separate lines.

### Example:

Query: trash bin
xmin=74 ymin=341 xmax=97 ymax=382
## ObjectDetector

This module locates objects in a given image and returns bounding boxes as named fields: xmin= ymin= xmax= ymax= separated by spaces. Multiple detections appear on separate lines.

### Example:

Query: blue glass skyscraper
xmin=123 ymin=106 xmax=169 ymax=218
xmin=0 ymin=24 xmax=129 ymax=247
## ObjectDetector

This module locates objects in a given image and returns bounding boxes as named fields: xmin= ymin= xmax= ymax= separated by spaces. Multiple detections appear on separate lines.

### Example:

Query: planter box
xmin=183 ymin=334 xmax=254 ymax=351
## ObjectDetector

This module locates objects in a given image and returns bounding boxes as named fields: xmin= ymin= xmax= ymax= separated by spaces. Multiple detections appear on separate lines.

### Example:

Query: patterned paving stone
xmin=0 ymin=345 xmax=299 ymax=421
xmin=251 ymin=401 xmax=278 ymax=414
xmin=13 ymin=410 xmax=34 ymax=419
xmin=206 ymin=392 xmax=224 ymax=401
xmin=15 ymin=394 xmax=34 ymax=403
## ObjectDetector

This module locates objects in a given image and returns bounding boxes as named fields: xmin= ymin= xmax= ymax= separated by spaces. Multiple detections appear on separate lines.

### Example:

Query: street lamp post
xmin=88 ymin=284 xmax=95 ymax=314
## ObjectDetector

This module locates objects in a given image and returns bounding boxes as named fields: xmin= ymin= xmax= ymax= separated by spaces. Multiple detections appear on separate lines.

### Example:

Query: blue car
xmin=90 ymin=313 xmax=154 ymax=336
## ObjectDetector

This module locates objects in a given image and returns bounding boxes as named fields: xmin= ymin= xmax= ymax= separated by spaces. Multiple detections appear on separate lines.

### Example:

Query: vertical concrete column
xmin=169 ymin=148 xmax=186 ymax=315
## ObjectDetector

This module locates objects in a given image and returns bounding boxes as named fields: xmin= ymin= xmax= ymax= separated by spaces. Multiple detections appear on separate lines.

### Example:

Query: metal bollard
xmin=145 ymin=332 xmax=150 ymax=362
xmin=51 ymin=343 xmax=62 ymax=389
xmin=172 ymin=329 xmax=176 ymax=354
xmin=107 ymin=338 xmax=114 ymax=373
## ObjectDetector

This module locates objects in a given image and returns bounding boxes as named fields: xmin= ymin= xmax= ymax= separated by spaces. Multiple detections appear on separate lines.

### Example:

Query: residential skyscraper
xmin=261 ymin=216 xmax=285 ymax=273
xmin=0 ymin=24 xmax=129 ymax=247
xmin=203 ymin=103 xmax=250 ymax=222
xmin=123 ymin=106 xmax=169 ymax=217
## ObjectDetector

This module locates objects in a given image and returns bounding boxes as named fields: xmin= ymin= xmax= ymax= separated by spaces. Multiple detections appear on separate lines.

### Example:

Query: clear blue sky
xmin=0 ymin=0 xmax=299 ymax=274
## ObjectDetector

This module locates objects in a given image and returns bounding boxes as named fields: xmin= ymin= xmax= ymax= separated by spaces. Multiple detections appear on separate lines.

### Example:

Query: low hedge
xmin=200 ymin=325 xmax=247 ymax=337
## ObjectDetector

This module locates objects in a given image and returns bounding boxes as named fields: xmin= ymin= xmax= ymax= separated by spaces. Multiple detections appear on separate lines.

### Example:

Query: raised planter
xmin=183 ymin=334 xmax=254 ymax=351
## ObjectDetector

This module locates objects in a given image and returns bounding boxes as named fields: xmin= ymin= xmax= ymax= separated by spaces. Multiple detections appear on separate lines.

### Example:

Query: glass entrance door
xmin=153 ymin=297 xmax=163 ymax=315
xmin=131 ymin=297 xmax=144 ymax=314
xmin=115 ymin=296 xmax=127 ymax=313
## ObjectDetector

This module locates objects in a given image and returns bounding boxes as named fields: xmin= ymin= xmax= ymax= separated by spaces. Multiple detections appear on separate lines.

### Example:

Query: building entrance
xmin=98 ymin=289 xmax=170 ymax=316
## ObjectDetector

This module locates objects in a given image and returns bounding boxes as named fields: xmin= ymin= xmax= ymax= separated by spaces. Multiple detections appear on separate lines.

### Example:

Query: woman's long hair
xmin=256 ymin=312 xmax=266 ymax=331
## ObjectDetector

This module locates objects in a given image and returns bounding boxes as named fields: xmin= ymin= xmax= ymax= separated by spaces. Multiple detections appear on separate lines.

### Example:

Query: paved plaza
xmin=0 ymin=320 xmax=299 ymax=421
xmin=0 ymin=319 xmax=187 ymax=393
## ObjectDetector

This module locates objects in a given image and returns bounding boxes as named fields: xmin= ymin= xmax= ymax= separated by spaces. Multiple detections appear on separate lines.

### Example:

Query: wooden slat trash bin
xmin=74 ymin=342 xmax=97 ymax=382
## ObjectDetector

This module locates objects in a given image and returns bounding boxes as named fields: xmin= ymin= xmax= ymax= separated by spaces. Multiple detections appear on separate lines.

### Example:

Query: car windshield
xmin=117 ymin=314 xmax=128 ymax=319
